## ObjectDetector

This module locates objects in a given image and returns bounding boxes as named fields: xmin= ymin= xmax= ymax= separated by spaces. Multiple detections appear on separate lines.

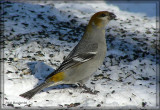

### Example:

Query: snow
xmin=1 ymin=0 xmax=159 ymax=109
xmin=107 ymin=1 xmax=157 ymax=17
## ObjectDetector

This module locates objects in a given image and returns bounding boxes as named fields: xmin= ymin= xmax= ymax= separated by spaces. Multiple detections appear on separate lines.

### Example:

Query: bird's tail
xmin=19 ymin=81 xmax=51 ymax=99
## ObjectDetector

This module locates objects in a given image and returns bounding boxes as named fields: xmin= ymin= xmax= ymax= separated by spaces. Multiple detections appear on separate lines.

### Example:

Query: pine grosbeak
xmin=20 ymin=11 xmax=116 ymax=99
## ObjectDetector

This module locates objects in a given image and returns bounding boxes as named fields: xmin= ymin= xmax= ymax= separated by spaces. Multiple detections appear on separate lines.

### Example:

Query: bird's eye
xmin=100 ymin=13 xmax=106 ymax=17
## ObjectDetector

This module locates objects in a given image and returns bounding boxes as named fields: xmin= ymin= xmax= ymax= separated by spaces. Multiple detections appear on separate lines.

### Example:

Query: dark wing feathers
xmin=45 ymin=43 xmax=98 ymax=80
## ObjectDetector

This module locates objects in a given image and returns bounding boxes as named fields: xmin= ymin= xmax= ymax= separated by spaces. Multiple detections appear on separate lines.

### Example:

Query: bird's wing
xmin=45 ymin=43 xmax=98 ymax=80
xmin=66 ymin=42 xmax=98 ymax=59
xmin=57 ymin=43 xmax=98 ymax=71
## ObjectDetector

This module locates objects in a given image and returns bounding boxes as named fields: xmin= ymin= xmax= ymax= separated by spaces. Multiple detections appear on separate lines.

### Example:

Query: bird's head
xmin=88 ymin=11 xmax=116 ymax=29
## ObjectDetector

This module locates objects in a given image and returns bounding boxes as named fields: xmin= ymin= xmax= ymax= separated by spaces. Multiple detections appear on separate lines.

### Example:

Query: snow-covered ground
xmin=1 ymin=0 xmax=159 ymax=109
xmin=107 ymin=1 xmax=157 ymax=17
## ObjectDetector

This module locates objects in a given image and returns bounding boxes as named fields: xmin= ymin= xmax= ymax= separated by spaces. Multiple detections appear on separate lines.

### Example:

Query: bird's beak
xmin=109 ymin=12 xmax=116 ymax=20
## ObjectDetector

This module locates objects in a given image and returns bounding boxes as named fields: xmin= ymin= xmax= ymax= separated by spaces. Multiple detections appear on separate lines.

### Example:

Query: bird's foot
xmin=76 ymin=83 xmax=99 ymax=95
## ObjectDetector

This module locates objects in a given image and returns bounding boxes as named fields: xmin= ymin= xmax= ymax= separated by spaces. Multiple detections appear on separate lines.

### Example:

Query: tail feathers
xmin=19 ymin=82 xmax=49 ymax=99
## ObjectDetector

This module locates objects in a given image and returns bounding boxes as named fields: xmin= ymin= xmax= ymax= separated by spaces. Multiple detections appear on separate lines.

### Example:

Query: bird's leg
xmin=76 ymin=83 xmax=99 ymax=95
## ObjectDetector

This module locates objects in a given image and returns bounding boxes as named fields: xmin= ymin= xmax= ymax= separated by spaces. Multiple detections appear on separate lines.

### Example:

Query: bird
xmin=19 ymin=11 xmax=116 ymax=99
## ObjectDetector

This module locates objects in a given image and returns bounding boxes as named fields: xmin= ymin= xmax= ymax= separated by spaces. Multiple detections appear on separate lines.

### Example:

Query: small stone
xmin=22 ymin=69 xmax=30 ymax=75
xmin=142 ymin=77 xmax=149 ymax=80
xmin=145 ymin=30 xmax=151 ymax=34
xmin=69 ymin=92 xmax=73 ymax=95
xmin=49 ymin=54 xmax=54 ymax=57
xmin=7 ymin=104 xmax=14 ymax=107
xmin=13 ymin=58 xmax=18 ymax=62
xmin=91 ymin=82 xmax=95 ymax=84
xmin=94 ymin=74 xmax=104 ymax=79
xmin=6 ymin=70 xmax=13 ymax=74
xmin=129 ymin=97 xmax=132 ymax=101
xmin=142 ymin=102 xmax=147 ymax=107
xmin=97 ymin=104 xmax=101 ymax=107
xmin=111 ymin=90 xmax=115 ymax=94
xmin=9 ymin=58 xmax=13 ymax=61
